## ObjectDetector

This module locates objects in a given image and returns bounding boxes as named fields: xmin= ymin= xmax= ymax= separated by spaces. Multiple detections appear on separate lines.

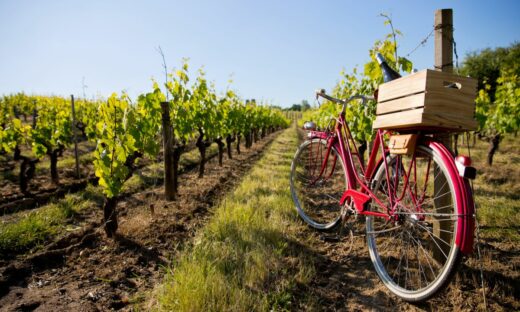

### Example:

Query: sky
xmin=0 ymin=0 xmax=519 ymax=107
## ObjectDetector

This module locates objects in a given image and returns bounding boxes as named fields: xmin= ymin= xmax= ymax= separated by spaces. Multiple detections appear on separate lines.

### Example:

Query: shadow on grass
xmin=474 ymin=188 xmax=520 ymax=201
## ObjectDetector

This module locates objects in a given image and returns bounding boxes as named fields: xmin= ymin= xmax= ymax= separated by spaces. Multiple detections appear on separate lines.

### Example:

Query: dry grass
xmin=458 ymin=135 xmax=520 ymax=241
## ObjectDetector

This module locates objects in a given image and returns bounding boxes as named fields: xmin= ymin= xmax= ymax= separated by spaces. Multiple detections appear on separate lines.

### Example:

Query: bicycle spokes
xmin=366 ymin=145 xmax=461 ymax=300
xmin=291 ymin=139 xmax=346 ymax=230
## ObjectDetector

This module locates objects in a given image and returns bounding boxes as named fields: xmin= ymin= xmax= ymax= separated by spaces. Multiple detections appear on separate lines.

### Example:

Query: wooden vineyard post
xmin=433 ymin=8 xmax=454 ymax=262
xmin=71 ymin=95 xmax=80 ymax=179
xmin=161 ymin=101 xmax=175 ymax=200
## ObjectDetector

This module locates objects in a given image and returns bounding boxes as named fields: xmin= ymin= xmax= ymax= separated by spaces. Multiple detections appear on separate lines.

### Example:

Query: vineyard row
xmin=0 ymin=61 xmax=290 ymax=236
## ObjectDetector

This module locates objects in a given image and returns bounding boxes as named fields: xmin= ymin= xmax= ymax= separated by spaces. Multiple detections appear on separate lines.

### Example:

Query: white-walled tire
xmin=366 ymin=145 xmax=462 ymax=302
xmin=290 ymin=139 xmax=347 ymax=230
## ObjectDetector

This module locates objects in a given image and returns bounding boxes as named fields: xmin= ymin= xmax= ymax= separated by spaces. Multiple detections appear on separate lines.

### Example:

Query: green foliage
xmin=0 ymin=95 xmax=31 ymax=155
xmin=0 ymin=117 xmax=30 ymax=154
xmin=190 ymin=68 xmax=219 ymax=139
xmin=242 ymin=101 xmax=256 ymax=134
xmin=31 ymin=97 xmax=72 ymax=157
xmin=1 ymin=58 xmax=288 ymax=202
xmin=93 ymin=90 xmax=163 ymax=198
xmin=94 ymin=94 xmax=135 ymax=198
xmin=364 ymin=37 xmax=412 ymax=83
xmin=332 ymin=70 xmax=377 ymax=142
xmin=159 ymin=60 xmax=288 ymax=142
xmin=164 ymin=59 xmax=194 ymax=143
xmin=469 ymin=42 xmax=520 ymax=136
xmin=1 ymin=93 xmax=35 ymax=119
xmin=0 ymin=94 xmax=102 ymax=158
xmin=75 ymin=98 xmax=101 ymax=140
xmin=476 ymin=69 xmax=520 ymax=136
xmin=219 ymin=88 xmax=243 ymax=137
xmin=134 ymin=88 xmax=163 ymax=156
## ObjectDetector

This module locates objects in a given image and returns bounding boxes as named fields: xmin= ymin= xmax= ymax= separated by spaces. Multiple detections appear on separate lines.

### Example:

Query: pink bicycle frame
xmin=307 ymin=94 xmax=475 ymax=254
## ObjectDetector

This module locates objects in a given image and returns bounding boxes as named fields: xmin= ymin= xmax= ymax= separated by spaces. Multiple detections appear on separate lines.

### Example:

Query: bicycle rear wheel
xmin=366 ymin=144 xmax=462 ymax=302
xmin=290 ymin=139 xmax=346 ymax=230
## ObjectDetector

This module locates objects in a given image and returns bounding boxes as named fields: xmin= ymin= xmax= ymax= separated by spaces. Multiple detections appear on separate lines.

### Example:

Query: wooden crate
xmin=373 ymin=69 xmax=478 ymax=131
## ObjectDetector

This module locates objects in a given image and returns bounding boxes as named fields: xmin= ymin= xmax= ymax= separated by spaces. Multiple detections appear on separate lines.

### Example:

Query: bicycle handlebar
xmin=315 ymin=89 xmax=374 ymax=113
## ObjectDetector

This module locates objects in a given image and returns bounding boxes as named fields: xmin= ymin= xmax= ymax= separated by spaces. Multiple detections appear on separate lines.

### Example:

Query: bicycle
xmin=290 ymin=87 xmax=476 ymax=302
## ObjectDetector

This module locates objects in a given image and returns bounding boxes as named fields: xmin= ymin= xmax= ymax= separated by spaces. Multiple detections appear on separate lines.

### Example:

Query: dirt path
xmin=0 ymin=132 xmax=280 ymax=312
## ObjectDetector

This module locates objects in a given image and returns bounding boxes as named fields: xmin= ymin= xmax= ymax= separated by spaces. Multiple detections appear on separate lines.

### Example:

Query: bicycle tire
xmin=290 ymin=138 xmax=346 ymax=230
xmin=366 ymin=144 xmax=462 ymax=302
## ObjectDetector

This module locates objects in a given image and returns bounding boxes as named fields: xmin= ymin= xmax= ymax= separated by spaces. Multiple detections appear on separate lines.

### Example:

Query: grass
xmin=457 ymin=134 xmax=520 ymax=241
xmin=152 ymin=125 xmax=315 ymax=311
xmin=0 ymin=185 xmax=100 ymax=256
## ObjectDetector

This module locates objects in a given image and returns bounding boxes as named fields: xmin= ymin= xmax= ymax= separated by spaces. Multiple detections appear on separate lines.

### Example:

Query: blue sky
xmin=0 ymin=0 xmax=518 ymax=107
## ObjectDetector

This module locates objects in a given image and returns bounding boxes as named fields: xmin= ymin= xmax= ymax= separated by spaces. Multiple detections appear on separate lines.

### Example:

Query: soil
xmin=0 ymin=131 xmax=280 ymax=312
xmin=0 ymin=141 xmax=96 ymax=213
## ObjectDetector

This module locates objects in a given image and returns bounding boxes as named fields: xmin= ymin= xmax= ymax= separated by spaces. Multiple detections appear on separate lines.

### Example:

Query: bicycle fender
xmin=460 ymin=179 xmax=476 ymax=254
xmin=427 ymin=140 xmax=475 ymax=255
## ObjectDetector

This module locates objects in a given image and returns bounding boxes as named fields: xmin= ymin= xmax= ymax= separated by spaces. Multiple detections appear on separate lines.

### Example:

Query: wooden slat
xmin=378 ymin=70 xmax=428 ymax=102
xmin=423 ymin=91 xmax=475 ymax=116
xmin=373 ymin=109 xmax=425 ymax=129
xmin=376 ymin=93 xmax=425 ymax=115
xmin=378 ymin=69 xmax=477 ymax=103
xmin=377 ymin=91 xmax=475 ymax=116
xmin=422 ymin=113 xmax=478 ymax=131
xmin=373 ymin=110 xmax=478 ymax=131
xmin=424 ymin=70 xmax=477 ymax=98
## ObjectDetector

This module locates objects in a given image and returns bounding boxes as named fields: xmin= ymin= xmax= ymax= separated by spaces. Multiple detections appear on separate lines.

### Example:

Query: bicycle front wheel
xmin=290 ymin=138 xmax=347 ymax=230
xmin=366 ymin=144 xmax=462 ymax=302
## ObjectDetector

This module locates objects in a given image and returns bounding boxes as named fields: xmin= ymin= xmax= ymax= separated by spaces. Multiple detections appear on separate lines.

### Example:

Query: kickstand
xmin=318 ymin=220 xmax=354 ymax=254
xmin=338 ymin=222 xmax=354 ymax=254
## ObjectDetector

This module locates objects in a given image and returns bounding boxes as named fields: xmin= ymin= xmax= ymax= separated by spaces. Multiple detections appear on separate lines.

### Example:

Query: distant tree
xmin=288 ymin=104 xmax=302 ymax=111
xmin=301 ymin=100 xmax=311 ymax=112
xmin=460 ymin=42 xmax=520 ymax=100
xmin=284 ymin=101 xmax=310 ymax=112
